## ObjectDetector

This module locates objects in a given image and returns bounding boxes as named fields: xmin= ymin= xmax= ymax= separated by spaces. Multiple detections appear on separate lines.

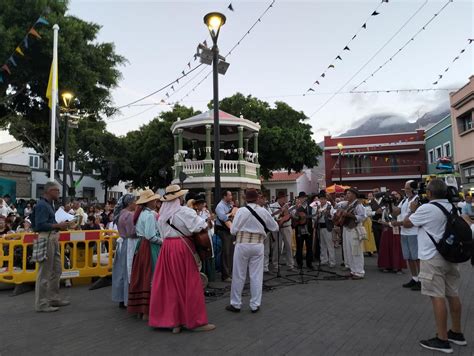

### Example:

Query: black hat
xmin=298 ymin=191 xmax=307 ymax=198
xmin=345 ymin=187 xmax=360 ymax=196
xmin=276 ymin=191 xmax=288 ymax=199
xmin=318 ymin=190 xmax=327 ymax=199
xmin=194 ymin=193 xmax=206 ymax=203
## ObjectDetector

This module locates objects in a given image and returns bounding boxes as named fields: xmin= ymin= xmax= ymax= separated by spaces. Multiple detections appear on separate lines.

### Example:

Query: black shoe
xmin=403 ymin=279 xmax=416 ymax=288
xmin=410 ymin=281 xmax=421 ymax=291
xmin=225 ymin=305 xmax=240 ymax=313
xmin=419 ymin=337 xmax=453 ymax=354
xmin=119 ymin=302 xmax=126 ymax=309
xmin=251 ymin=307 xmax=260 ymax=314
xmin=447 ymin=330 xmax=467 ymax=346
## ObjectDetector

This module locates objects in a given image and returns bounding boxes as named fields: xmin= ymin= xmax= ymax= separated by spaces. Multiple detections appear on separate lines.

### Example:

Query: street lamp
xmin=61 ymin=91 xmax=74 ymax=203
xmin=337 ymin=142 xmax=344 ymax=185
xmin=203 ymin=11 xmax=226 ymax=208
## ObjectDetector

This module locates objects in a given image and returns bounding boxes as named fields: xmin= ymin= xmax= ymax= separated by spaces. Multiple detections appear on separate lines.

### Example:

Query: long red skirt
xmin=128 ymin=239 xmax=154 ymax=315
xmin=377 ymin=227 xmax=406 ymax=270
xmin=148 ymin=238 xmax=208 ymax=329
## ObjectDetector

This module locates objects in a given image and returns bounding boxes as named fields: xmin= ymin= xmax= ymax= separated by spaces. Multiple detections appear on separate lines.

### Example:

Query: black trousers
xmin=372 ymin=223 xmax=382 ymax=252
xmin=295 ymin=232 xmax=313 ymax=268
xmin=216 ymin=227 xmax=235 ymax=280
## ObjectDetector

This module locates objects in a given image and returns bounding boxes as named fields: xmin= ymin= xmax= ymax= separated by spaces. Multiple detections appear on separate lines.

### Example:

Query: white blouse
xmin=159 ymin=206 xmax=207 ymax=238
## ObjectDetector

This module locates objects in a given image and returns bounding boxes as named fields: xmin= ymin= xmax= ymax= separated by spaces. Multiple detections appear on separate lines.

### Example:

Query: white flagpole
xmin=49 ymin=24 xmax=59 ymax=181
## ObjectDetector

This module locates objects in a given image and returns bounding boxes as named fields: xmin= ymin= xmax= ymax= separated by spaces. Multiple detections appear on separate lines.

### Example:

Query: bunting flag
xmin=328 ymin=64 xmax=335 ymax=69
xmin=343 ymin=46 xmax=350 ymax=51
xmin=1 ymin=64 xmax=11 ymax=75
xmin=8 ymin=56 xmax=17 ymax=67
xmin=362 ymin=23 xmax=367 ymax=29
xmin=321 ymin=73 xmax=325 ymax=78
xmin=187 ymin=62 xmax=191 ymax=68
xmin=432 ymin=39 xmax=472 ymax=86
xmin=15 ymin=47 xmax=25 ymax=56
xmin=171 ymin=85 xmax=175 ymax=91
xmin=352 ymin=34 xmax=357 ymax=40
xmin=371 ymin=11 xmax=380 ymax=16
xmin=23 ymin=37 xmax=29 ymax=49
xmin=181 ymin=70 xmax=185 ymax=76
xmin=46 ymin=56 xmax=58 ymax=109
xmin=308 ymin=88 xmax=315 ymax=92
xmin=35 ymin=16 xmax=49 ymax=26
xmin=336 ymin=55 xmax=342 ymax=60
xmin=28 ymin=28 xmax=41 ymax=39
xmin=228 ymin=3 xmax=234 ymax=11
xmin=314 ymin=80 xmax=320 ymax=85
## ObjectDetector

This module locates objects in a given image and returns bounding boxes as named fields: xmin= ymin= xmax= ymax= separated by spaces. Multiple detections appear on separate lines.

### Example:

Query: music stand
xmin=264 ymin=231 xmax=299 ymax=286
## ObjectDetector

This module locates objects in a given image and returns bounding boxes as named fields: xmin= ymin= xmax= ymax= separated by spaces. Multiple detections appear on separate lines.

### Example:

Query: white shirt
xmin=398 ymin=195 xmax=419 ymax=235
xmin=159 ymin=206 xmax=207 ymax=238
xmin=0 ymin=204 xmax=12 ymax=217
xmin=231 ymin=203 xmax=279 ymax=236
xmin=408 ymin=199 xmax=451 ymax=260
xmin=315 ymin=201 xmax=334 ymax=224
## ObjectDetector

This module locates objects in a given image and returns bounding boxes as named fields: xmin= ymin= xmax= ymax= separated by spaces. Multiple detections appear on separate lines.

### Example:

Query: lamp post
xmin=61 ymin=92 xmax=74 ymax=204
xmin=337 ymin=142 xmax=344 ymax=185
xmin=203 ymin=12 xmax=226 ymax=208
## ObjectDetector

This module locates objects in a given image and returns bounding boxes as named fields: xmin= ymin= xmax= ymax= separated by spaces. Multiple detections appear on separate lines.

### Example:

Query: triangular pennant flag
xmin=166 ymin=93 xmax=169 ymax=98
xmin=1 ymin=64 xmax=11 ymax=75
xmin=23 ymin=37 xmax=29 ymax=49
xmin=444 ymin=67 xmax=449 ymax=72
xmin=433 ymin=81 xmax=438 ymax=85
xmin=362 ymin=23 xmax=367 ymax=29
xmin=453 ymin=56 xmax=459 ymax=62
xmin=308 ymin=88 xmax=315 ymax=92
xmin=181 ymin=70 xmax=185 ymax=76
xmin=8 ymin=56 xmax=17 ymax=67
xmin=352 ymin=34 xmax=357 ymax=40
xmin=176 ymin=78 xmax=179 ymax=84
xmin=28 ymin=28 xmax=41 ymax=39
xmin=438 ymin=74 xmax=443 ymax=79
xmin=371 ymin=11 xmax=380 ymax=16
xmin=336 ymin=55 xmax=342 ymax=60
xmin=203 ymin=40 xmax=208 ymax=47
xmin=460 ymin=49 xmax=465 ymax=54
xmin=15 ymin=47 xmax=25 ymax=56
xmin=35 ymin=16 xmax=49 ymax=26
xmin=314 ymin=81 xmax=320 ymax=85
xmin=343 ymin=46 xmax=350 ymax=51
xmin=171 ymin=85 xmax=175 ymax=91
xmin=328 ymin=64 xmax=335 ymax=69
xmin=469 ymin=39 xmax=474 ymax=43
xmin=187 ymin=62 xmax=191 ymax=68
xmin=228 ymin=3 xmax=234 ymax=11
xmin=321 ymin=73 xmax=325 ymax=78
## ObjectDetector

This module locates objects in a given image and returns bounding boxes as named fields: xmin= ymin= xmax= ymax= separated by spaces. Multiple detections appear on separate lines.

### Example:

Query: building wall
xmin=450 ymin=75 xmax=474 ymax=192
xmin=263 ymin=181 xmax=298 ymax=202
xmin=0 ymin=163 xmax=32 ymax=199
xmin=425 ymin=115 xmax=453 ymax=175
xmin=324 ymin=130 xmax=426 ymax=192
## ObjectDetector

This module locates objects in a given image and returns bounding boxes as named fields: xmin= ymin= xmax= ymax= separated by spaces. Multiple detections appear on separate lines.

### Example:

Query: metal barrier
xmin=0 ymin=230 xmax=119 ymax=285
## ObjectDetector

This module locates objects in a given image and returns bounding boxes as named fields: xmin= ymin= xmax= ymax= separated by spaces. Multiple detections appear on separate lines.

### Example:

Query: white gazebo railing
xmin=182 ymin=161 xmax=204 ymax=174
xmin=213 ymin=160 xmax=239 ymax=174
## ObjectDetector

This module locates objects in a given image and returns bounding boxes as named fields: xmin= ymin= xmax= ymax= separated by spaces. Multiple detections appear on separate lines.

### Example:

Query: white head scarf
xmin=158 ymin=198 xmax=181 ymax=224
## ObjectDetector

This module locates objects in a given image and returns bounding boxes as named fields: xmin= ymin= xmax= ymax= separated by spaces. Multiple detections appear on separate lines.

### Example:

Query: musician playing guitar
xmin=269 ymin=192 xmax=295 ymax=271
xmin=291 ymin=191 xmax=314 ymax=270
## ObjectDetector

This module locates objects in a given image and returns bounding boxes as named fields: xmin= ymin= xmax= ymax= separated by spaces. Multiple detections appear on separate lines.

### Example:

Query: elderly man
xmin=32 ymin=182 xmax=72 ymax=312
xmin=403 ymin=179 xmax=467 ymax=353
xmin=226 ymin=189 xmax=279 ymax=313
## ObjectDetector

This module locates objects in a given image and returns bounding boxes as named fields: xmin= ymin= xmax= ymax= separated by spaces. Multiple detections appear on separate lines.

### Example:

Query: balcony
xmin=177 ymin=159 xmax=259 ymax=179
xmin=330 ymin=165 xmax=423 ymax=180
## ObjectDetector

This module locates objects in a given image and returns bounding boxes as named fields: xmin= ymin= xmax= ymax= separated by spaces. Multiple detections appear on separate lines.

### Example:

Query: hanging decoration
xmin=303 ymin=0 xmax=389 ymax=96
xmin=0 ymin=16 xmax=49 ymax=85
xmin=432 ymin=39 xmax=473 ymax=85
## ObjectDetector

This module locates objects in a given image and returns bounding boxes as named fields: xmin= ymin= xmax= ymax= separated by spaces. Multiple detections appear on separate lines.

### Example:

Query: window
xmin=390 ymin=155 xmax=399 ymax=173
xmin=56 ymin=158 xmax=63 ymax=171
xmin=72 ymin=162 xmax=81 ymax=173
xmin=463 ymin=166 xmax=474 ymax=184
xmin=29 ymin=155 xmax=39 ymax=169
xmin=36 ymin=184 xmax=45 ymax=198
xmin=428 ymin=150 xmax=434 ymax=164
xmin=92 ymin=169 xmax=101 ymax=176
xmin=443 ymin=142 xmax=451 ymax=157
xmin=435 ymin=146 xmax=442 ymax=160
xmin=346 ymin=156 xmax=371 ymax=174
xmin=82 ymin=187 xmax=95 ymax=199
xmin=458 ymin=111 xmax=473 ymax=133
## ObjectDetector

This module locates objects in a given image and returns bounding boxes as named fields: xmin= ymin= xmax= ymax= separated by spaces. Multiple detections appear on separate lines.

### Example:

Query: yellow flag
xmin=15 ymin=47 xmax=25 ymax=56
xmin=46 ymin=59 xmax=58 ymax=109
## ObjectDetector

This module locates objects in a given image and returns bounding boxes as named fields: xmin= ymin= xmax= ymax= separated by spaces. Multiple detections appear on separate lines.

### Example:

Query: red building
xmin=324 ymin=130 xmax=427 ymax=192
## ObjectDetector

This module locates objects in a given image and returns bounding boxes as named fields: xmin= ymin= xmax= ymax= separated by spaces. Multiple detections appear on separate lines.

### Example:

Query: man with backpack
xmin=403 ymin=179 xmax=468 ymax=353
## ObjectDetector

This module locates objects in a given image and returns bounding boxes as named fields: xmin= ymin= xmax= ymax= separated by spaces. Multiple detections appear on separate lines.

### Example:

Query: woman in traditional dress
xmin=127 ymin=189 xmax=162 ymax=320
xmin=149 ymin=185 xmax=215 ymax=333
xmin=360 ymin=196 xmax=377 ymax=256
xmin=111 ymin=194 xmax=136 ymax=308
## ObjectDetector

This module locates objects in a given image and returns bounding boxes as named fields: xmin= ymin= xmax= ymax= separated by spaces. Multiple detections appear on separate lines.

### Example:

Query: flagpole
xmin=49 ymin=24 xmax=59 ymax=182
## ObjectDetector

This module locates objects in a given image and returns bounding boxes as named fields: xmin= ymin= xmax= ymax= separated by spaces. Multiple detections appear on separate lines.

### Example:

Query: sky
xmin=1 ymin=0 xmax=473 ymax=144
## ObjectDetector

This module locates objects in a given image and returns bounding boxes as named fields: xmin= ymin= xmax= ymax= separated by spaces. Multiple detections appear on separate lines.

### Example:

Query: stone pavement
xmin=0 ymin=255 xmax=473 ymax=356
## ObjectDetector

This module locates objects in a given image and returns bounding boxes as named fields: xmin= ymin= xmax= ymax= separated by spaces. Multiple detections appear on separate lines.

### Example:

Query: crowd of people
xmin=2 ymin=177 xmax=473 ymax=352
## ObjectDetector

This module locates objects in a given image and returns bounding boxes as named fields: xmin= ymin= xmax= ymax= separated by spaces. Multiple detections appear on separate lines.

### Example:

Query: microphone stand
xmin=264 ymin=230 xmax=299 ymax=286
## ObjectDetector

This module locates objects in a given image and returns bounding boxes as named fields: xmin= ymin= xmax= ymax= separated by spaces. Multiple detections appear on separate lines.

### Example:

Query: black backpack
xmin=427 ymin=202 xmax=473 ymax=263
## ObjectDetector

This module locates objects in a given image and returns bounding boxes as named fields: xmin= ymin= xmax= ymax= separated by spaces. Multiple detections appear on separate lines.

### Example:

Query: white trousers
xmin=342 ymin=227 xmax=365 ymax=277
xmin=263 ymin=232 xmax=273 ymax=272
xmin=271 ymin=226 xmax=294 ymax=268
xmin=230 ymin=243 xmax=264 ymax=311
xmin=319 ymin=227 xmax=336 ymax=266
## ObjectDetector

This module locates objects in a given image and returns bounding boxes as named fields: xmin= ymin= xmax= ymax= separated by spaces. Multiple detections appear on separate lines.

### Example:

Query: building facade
xmin=262 ymin=169 xmax=321 ymax=202
xmin=425 ymin=114 xmax=454 ymax=175
xmin=450 ymin=75 xmax=474 ymax=193
xmin=0 ymin=140 xmax=127 ymax=202
xmin=324 ymin=130 xmax=426 ymax=192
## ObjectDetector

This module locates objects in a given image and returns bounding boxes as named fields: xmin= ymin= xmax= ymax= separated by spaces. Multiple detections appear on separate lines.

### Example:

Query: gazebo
xmin=170 ymin=109 xmax=261 ymax=205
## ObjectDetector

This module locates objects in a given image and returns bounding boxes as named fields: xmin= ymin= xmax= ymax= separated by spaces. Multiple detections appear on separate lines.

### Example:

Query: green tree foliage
xmin=0 ymin=0 xmax=126 ymax=191
xmin=123 ymin=104 xmax=200 ymax=190
xmin=215 ymin=93 xmax=322 ymax=177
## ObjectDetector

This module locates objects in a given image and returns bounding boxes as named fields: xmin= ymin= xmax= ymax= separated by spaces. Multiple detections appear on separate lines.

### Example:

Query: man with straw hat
xmin=127 ymin=189 xmax=162 ymax=320
xmin=149 ymin=185 xmax=215 ymax=333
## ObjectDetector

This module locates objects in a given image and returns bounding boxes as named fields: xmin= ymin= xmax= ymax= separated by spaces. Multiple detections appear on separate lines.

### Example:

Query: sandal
xmin=172 ymin=327 xmax=182 ymax=334
xmin=192 ymin=324 xmax=216 ymax=332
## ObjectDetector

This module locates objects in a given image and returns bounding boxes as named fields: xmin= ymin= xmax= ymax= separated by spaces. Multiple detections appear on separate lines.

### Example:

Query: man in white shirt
xmin=269 ymin=192 xmax=294 ymax=271
xmin=315 ymin=192 xmax=336 ymax=268
xmin=403 ymin=179 xmax=467 ymax=353
xmin=226 ymin=189 xmax=279 ymax=313
xmin=392 ymin=180 xmax=421 ymax=290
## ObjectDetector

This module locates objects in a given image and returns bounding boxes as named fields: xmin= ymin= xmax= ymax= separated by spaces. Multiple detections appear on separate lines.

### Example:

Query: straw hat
xmin=161 ymin=184 xmax=189 ymax=202
xmin=136 ymin=189 xmax=161 ymax=205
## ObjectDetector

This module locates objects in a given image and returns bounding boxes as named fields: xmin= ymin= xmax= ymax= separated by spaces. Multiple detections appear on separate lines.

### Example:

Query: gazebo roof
xmin=171 ymin=109 xmax=260 ymax=141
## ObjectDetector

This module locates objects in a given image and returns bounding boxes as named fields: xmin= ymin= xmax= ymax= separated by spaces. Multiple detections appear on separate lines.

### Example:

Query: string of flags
xmin=175 ymin=0 xmax=276 ymax=105
xmin=0 ymin=16 xmax=49 ymax=84
xmin=432 ymin=39 xmax=473 ymax=85
xmin=352 ymin=0 xmax=453 ymax=91
xmin=304 ymin=0 xmax=389 ymax=95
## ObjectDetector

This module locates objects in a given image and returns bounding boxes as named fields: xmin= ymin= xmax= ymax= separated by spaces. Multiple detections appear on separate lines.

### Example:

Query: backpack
xmin=427 ymin=202 xmax=473 ymax=263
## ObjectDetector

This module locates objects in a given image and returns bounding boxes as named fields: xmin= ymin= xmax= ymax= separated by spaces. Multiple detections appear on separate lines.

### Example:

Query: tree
xmin=0 ymin=0 xmax=126 ymax=192
xmin=123 ymin=104 xmax=200 ymax=190
xmin=215 ymin=93 xmax=322 ymax=177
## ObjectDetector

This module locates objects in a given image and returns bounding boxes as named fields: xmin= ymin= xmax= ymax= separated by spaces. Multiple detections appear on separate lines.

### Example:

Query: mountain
xmin=340 ymin=107 xmax=450 ymax=137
